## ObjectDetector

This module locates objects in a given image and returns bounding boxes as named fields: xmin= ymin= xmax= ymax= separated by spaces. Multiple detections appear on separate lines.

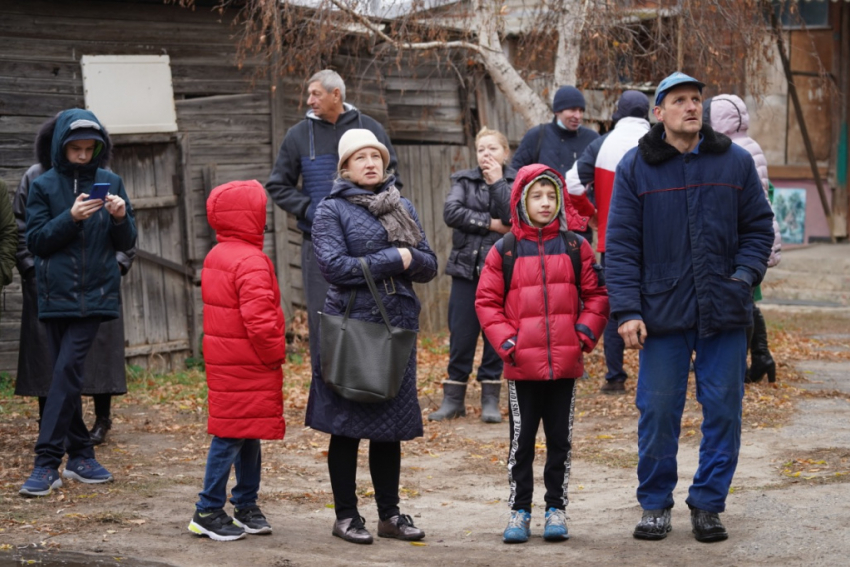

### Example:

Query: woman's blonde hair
xmin=475 ymin=127 xmax=509 ymax=154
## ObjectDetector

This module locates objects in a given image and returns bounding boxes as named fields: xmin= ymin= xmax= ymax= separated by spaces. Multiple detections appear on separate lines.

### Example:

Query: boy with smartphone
xmin=20 ymin=108 xmax=136 ymax=497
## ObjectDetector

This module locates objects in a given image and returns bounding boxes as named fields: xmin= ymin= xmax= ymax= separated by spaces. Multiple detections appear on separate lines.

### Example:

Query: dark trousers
xmin=506 ymin=379 xmax=576 ymax=511
xmin=600 ymin=253 xmax=626 ymax=383
xmin=34 ymin=318 xmax=101 ymax=469
xmin=447 ymin=277 xmax=503 ymax=383
xmin=303 ymin=237 xmax=331 ymax=373
xmin=328 ymin=435 xmax=401 ymax=521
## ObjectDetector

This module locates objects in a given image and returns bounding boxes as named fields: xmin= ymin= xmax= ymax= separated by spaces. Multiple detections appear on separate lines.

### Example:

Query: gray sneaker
xmin=233 ymin=505 xmax=272 ymax=535
xmin=633 ymin=507 xmax=672 ymax=540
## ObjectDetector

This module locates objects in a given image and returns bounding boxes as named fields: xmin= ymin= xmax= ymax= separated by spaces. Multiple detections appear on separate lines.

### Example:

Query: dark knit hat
xmin=553 ymin=86 xmax=586 ymax=112
xmin=612 ymin=90 xmax=650 ymax=121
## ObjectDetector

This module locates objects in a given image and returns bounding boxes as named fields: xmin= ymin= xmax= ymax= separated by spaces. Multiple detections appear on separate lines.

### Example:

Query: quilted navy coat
xmin=306 ymin=176 xmax=437 ymax=441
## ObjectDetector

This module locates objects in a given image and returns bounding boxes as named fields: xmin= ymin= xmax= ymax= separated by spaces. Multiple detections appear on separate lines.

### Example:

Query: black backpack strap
xmin=499 ymin=232 xmax=517 ymax=305
xmin=562 ymin=231 xmax=583 ymax=301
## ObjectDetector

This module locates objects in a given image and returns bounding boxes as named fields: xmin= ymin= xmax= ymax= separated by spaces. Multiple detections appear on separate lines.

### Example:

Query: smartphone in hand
xmin=87 ymin=183 xmax=110 ymax=201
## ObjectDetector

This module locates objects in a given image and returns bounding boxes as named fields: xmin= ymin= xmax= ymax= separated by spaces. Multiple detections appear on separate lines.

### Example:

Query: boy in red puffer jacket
xmin=188 ymin=180 xmax=287 ymax=542
xmin=475 ymin=164 xmax=609 ymax=544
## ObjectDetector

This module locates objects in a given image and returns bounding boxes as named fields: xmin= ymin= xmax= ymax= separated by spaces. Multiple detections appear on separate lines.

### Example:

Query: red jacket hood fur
xmin=510 ymin=164 xmax=588 ymax=238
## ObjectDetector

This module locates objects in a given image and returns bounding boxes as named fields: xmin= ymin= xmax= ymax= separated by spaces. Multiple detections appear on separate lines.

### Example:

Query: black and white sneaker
xmin=233 ymin=505 xmax=272 ymax=535
xmin=188 ymin=509 xmax=246 ymax=541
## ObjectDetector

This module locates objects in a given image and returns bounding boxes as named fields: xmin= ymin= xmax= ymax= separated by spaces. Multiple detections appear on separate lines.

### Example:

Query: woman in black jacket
xmin=429 ymin=127 xmax=514 ymax=423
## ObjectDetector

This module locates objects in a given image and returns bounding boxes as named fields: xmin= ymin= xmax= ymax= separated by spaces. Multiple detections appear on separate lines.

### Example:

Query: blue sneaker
xmin=543 ymin=507 xmax=569 ymax=541
xmin=63 ymin=457 xmax=114 ymax=484
xmin=503 ymin=509 xmax=531 ymax=543
xmin=19 ymin=467 xmax=63 ymax=497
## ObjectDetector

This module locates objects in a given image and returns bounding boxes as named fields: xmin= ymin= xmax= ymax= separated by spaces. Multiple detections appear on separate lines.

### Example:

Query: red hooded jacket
xmin=475 ymin=164 xmax=609 ymax=381
xmin=202 ymin=180 xmax=286 ymax=440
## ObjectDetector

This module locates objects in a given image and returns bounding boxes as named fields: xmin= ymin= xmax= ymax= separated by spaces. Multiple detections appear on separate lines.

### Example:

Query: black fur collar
xmin=638 ymin=123 xmax=732 ymax=165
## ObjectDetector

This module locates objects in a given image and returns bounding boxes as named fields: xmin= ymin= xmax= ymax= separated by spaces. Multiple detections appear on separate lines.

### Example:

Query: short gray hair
xmin=308 ymin=70 xmax=346 ymax=102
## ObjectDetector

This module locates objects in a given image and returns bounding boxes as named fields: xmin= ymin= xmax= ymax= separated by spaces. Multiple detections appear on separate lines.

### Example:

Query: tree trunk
xmin=554 ymin=0 xmax=587 ymax=89
xmin=473 ymin=0 xmax=551 ymax=127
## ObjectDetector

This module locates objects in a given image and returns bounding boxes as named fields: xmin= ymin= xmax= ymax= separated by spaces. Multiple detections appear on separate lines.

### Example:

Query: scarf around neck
xmin=346 ymin=185 xmax=422 ymax=247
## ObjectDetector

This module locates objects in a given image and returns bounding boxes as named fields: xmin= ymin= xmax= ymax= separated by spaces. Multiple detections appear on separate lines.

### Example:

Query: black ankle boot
xmin=90 ymin=417 xmax=112 ymax=445
xmin=749 ymin=306 xmax=776 ymax=383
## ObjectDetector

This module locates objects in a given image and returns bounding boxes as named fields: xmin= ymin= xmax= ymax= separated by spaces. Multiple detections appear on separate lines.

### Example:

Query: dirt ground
xmin=1 ymin=307 xmax=849 ymax=567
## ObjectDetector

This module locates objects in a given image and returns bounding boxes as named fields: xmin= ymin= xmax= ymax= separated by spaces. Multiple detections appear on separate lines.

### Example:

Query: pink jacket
xmin=707 ymin=94 xmax=781 ymax=267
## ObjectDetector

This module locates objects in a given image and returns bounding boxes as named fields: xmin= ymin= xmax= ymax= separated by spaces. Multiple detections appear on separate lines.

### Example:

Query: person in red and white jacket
xmin=475 ymin=164 xmax=608 ymax=544
xmin=565 ymin=90 xmax=651 ymax=394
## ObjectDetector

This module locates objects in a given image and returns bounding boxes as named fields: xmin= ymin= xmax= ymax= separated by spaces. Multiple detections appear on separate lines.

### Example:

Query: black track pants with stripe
xmin=506 ymin=378 xmax=576 ymax=511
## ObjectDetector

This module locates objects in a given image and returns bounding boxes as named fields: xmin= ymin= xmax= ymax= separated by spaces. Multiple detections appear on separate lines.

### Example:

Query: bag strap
xmin=358 ymin=257 xmax=394 ymax=333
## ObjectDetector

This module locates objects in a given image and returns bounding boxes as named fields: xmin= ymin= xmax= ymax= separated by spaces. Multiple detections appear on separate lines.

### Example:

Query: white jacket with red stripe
xmin=566 ymin=117 xmax=650 ymax=252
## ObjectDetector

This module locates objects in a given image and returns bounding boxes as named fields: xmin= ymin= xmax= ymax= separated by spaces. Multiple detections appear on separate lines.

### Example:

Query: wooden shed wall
xmin=0 ymin=0 xmax=477 ymax=374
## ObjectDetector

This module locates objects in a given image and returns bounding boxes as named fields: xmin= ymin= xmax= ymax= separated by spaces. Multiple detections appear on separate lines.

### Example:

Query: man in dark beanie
xmin=511 ymin=85 xmax=599 ymax=241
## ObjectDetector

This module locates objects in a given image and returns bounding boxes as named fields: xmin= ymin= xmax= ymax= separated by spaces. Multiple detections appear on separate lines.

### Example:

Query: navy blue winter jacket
xmin=511 ymin=120 xmax=599 ymax=176
xmin=605 ymin=123 xmax=774 ymax=337
xmin=25 ymin=109 xmax=137 ymax=320
xmin=305 ymin=176 xmax=437 ymax=441
xmin=265 ymin=105 xmax=400 ymax=237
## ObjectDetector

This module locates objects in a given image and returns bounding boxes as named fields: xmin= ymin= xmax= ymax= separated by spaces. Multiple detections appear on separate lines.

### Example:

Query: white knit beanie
xmin=337 ymin=128 xmax=390 ymax=173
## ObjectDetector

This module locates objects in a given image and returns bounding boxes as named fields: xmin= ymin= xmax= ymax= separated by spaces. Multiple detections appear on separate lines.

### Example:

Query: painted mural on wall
xmin=773 ymin=188 xmax=807 ymax=244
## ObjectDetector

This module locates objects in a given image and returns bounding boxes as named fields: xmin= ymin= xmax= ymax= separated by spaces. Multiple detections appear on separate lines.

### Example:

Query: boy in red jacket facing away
xmin=475 ymin=164 xmax=609 ymax=544
xmin=189 ymin=180 xmax=287 ymax=542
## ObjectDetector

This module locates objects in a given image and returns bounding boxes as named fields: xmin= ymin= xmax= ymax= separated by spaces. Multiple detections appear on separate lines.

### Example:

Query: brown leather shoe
xmin=377 ymin=514 xmax=425 ymax=541
xmin=332 ymin=516 xmax=373 ymax=544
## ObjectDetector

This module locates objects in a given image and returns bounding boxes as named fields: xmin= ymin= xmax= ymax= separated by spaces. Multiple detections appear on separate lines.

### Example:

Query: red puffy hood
xmin=510 ymin=164 xmax=585 ymax=241
xmin=206 ymin=180 xmax=267 ymax=248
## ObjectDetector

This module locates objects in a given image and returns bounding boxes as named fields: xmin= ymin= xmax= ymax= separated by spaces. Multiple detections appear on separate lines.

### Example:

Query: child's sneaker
xmin=543 ymin=507 xmax=570 ymax=541
xmin=189 ymin=509 xmax=246 ymax=541
xmin=233 ymin=505 xmax=272 ymax=535
xmin=62 ymin=457 xmax=113 ymax=484
xmin=503 ymin=509 xmax=531 ymax=543
xmin=19 ymin=467 xmax=62 ymax=497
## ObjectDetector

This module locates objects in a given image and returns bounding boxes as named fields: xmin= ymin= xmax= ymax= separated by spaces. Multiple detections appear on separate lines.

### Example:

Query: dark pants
xmin=506 ymin=379 xmax=576 ymax=511
xmin=303 ymin=236 xmax=331 ymax=373
xmin=447 ymin=277 xmax=503 ymax=383
xmin=34 ymin=317 xmax=101 ymax=469
xmin=196 ymin=437 xmax=262 ymax=512
xmin=600 ymin=253 xmax=626 ymax=383
xmin=328 ymin=435 xmax=401 ymax=521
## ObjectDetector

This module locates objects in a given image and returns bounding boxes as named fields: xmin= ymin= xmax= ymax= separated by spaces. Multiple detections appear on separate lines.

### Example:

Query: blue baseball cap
xmin=654 ymin=72 xmax=705 ymax=107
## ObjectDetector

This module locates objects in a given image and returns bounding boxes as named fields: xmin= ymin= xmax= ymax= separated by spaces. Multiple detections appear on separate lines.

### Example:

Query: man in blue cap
xmin=511 ymin=85 xmax=599 ymax=241
xmin=605 ymin=72 xmax=774 ymax=542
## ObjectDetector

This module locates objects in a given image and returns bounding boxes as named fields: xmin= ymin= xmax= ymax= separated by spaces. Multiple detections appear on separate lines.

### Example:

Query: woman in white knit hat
xmin=307 ymin=129 xmax=438 ymax=544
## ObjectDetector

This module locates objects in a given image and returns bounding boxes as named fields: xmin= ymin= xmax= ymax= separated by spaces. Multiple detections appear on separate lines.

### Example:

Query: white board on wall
xmin=80 ymin=55 xmax=178 ymax=134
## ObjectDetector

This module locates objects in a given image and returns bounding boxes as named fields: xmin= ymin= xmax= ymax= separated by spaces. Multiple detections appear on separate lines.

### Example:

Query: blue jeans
xmin=635 ymin=329 xmax=746 ymax=514
xmin=196 ymin=436 xmax=262 ymax=512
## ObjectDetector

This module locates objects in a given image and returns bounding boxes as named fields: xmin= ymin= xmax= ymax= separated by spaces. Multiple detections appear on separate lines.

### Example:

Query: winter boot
xmin=428 ymin=381 xmax=467 ymax=421
xmin=748 ymin=306 xmax=776 ymax=383
xmin=479 ymin=380 xmax=502 ymax=423
xmin=89 ymin=417 xmax=112 ymax=445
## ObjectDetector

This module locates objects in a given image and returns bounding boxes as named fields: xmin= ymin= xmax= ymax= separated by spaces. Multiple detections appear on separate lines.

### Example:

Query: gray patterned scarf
xmin=346 ymin=185 xmax=422 ymax=247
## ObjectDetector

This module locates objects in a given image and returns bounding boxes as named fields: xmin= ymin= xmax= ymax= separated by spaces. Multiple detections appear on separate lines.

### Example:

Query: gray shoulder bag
xmin=319 ymin=257 xmax=417 ymax=403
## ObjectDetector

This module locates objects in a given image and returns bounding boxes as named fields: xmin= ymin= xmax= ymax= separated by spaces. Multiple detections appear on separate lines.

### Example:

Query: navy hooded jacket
xmin=605 ymin=123 xmax=774 ymax=337
xmin=25 ymin=109 xmax=137 ymax=320
xmin=265 ymin=105 xmax=400 ymax=237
